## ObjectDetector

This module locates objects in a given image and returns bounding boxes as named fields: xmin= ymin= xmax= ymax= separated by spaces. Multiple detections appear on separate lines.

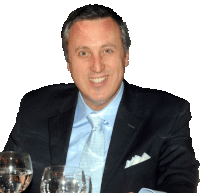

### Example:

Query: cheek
xmin=109 ymin=58 xmax=125 ymax=75
xmin=70 ymin=63 xmax=88 ymax=81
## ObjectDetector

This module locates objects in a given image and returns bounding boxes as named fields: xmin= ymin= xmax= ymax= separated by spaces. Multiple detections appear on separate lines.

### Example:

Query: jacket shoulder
xmin=19 ymin=83 xmax=78 ymax=116
xmin=128 ymin=83 xmax=189 ymax=104
xmin=22 ymin=83 xmax=77 ymax=100
xmin=125 ymin=83 xmax=190 ymax=118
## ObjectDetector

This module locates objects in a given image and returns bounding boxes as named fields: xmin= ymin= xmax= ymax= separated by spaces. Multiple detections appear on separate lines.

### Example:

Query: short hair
xmin=61 ymin=4 xmax=131 ymax=62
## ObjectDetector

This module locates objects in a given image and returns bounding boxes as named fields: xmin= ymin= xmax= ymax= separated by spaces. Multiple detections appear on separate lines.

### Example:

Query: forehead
xmin=68 ymin=17 xmax=122 ymax=45
xmin=72 ymin=17 xmax=120 ymax=31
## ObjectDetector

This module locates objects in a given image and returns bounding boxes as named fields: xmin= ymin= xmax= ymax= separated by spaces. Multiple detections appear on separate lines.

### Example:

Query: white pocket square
xmin=125 ymin=153 xmax=151 ymax=169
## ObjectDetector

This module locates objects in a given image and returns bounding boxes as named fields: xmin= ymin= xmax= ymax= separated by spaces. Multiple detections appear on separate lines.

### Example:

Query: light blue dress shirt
xmin=65 ymin=82 xmax=164 ymax=193
xmin=65 ymin=82 xmax=124 ymax=168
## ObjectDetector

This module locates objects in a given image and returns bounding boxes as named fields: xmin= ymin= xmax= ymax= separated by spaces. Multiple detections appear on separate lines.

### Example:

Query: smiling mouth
xmin=89 ymin=76 xmax=108 ymax=84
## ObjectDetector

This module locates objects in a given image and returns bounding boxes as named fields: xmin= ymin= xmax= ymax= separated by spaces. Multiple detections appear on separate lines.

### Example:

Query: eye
xmin=104 ymin=49 xmax=112 ymax=54
xmin=79 ymin=51 xmax=87 ymax=56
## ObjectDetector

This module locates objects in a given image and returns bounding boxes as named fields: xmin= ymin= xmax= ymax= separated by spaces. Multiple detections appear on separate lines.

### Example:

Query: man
xmin=4 ymin=4 xmax=199 ymax=193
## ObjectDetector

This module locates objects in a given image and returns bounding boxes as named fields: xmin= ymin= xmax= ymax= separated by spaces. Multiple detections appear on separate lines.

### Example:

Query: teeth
xmin=90 ymin=76 xmax=107 ymax=84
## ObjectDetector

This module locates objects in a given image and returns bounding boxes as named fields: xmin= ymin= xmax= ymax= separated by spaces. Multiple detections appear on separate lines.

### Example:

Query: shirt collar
xmin=74 ymin=82 xmax=124 ymax=126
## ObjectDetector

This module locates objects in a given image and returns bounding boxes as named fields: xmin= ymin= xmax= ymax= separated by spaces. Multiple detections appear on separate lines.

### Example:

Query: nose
xmin=90 ymin=54 xmax=105 ymax=73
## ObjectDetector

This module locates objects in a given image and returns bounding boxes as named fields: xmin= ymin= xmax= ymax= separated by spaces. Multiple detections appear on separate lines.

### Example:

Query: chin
xmin=94 ymin=96 xmax=114 ymax=106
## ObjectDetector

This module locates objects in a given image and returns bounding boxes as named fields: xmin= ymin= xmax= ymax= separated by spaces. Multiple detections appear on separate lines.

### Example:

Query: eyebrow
xmin=101 ymin=44 xmax=117 ymax=49
xmin=75 ymin=44 xmax=117 ymax=52
xmin=75 ymin=46 xmax=89 ymax=53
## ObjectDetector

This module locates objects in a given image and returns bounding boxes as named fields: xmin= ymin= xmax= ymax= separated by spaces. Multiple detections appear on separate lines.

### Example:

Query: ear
xmin=67 ymin=62 xmax=71 ymax=71
xmin=124 ymin=50 xmax=129 ymax=67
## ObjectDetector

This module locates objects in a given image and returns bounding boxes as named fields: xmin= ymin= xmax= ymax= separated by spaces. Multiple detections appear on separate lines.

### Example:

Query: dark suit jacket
xmin=4 ymin=80 xmax=199 ymax=193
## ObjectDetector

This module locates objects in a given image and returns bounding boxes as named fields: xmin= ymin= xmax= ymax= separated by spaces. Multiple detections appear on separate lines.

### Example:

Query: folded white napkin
xmin=125 ymin=153 xmax=151 ymax=169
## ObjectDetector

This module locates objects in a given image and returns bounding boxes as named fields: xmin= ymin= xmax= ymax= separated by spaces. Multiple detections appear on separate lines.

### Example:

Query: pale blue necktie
xmin=79 ymin=113 xmax=104 ymax=193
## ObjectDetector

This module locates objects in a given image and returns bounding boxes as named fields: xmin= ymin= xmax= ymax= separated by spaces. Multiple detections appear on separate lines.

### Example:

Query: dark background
xmin=0 ymin=1 xmax=199 ymax=190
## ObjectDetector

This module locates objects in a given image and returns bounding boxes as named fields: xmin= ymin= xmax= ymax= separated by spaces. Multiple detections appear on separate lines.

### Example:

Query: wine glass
xmin=0 ymin=151 xmax=33 ymax=193
xmin=40 ymin=166 xmax=85 ymax=193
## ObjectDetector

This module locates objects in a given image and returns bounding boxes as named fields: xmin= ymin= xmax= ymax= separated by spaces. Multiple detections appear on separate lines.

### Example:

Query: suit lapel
xmin=101 ymin=80 xmax=147 ymax=192
xmin=48 ymin=87 xmax=78 ymax=166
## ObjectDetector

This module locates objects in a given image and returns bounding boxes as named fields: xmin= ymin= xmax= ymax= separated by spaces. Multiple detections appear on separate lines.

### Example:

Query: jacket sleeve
xmin=156 ymin=100 xmax=199 ymax=193
xmin=4 ymin=98 xmax=24 ymax=152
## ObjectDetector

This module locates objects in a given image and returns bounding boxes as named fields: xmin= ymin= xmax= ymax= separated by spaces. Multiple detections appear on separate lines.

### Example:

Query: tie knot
xmin=87 ymin=114 xmax=104 ymax=131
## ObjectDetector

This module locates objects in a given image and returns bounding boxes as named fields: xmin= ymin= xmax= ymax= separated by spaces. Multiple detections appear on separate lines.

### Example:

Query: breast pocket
xmin=124 ymin=157 xmax=157 ymax=178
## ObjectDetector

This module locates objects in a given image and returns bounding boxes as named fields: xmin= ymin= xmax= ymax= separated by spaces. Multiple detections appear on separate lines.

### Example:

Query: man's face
xmin=67 ymin=17 xmax=129 ymax=111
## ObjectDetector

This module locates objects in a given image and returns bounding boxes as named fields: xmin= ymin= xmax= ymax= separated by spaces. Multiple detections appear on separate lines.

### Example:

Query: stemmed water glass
xmin=40 ymin=166 xmax=89 ymax=193
xmin=0 ymin=151 xmax=33 ymax=193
